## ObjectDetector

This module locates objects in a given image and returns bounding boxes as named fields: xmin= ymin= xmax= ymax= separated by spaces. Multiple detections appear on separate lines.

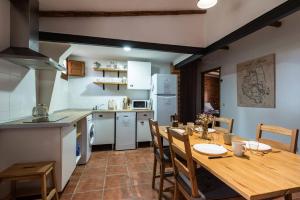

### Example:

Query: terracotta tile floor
xmin=60 ymin=147 xmax=173 ymax=200
xmin=60 ymin=147 xmax=300 ymax=200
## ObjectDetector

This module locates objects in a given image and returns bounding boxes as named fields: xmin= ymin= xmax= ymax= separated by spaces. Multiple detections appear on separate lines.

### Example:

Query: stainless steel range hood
xmin=0 ymin=0 xmax=65 ymax=71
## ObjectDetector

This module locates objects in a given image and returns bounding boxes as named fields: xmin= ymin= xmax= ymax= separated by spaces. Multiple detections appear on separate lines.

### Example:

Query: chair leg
xmin=152 ymin=157 xmax=157 ymax=189
xmin=159 ymin=164 xmax=165 ymax=200
xmin=10 ymin=180 xmax=17 ymax=200
xmin=40 ymin=175 xmax=48 ymax=200
xmin=51 ymin=167 xmax=59 ymax=200
xmin=284 ymin=194 xmax=292 ymax=200
xmin=173 ymin=182 xmax=179 ymax=200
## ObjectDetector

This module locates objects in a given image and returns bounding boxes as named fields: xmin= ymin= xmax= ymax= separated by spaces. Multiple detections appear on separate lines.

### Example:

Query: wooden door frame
xmin=200 ymin=67 xmax=221 ymax=113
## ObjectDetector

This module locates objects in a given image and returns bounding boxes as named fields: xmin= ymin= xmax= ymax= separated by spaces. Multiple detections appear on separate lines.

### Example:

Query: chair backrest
xmin=167 ymin=128 xmax=200 ymax=198
xmin=256 ymin=123 xmax=299 ymax=153
xmin=212 ymin=117 xmax=234 ymax=133
xmin=149 ymin=119 xmax=165 ymax=161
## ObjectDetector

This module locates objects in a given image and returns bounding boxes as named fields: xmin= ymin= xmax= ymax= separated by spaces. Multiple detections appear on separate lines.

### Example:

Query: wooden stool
xmin=0 ymin=161 xmax=59 ymax=200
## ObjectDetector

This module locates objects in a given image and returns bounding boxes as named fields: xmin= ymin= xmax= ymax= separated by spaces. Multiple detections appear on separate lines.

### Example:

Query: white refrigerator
xmin=151 ymin=74 xmax=177 ymax=126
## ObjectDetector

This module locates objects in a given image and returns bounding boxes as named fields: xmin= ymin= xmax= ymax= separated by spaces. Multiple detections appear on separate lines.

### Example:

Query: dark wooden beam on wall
xmin=220 ymin=46 xmax=229 ymax=50
xmin=39 ymin=32 xmax=205 ymax=55
xmin=269 ymin=21 xmax=282 ymax=28
xmin=39 ymin=10 xmax=207 ymax=18
xmin=175 ymin=0 xmax=300 ymax=68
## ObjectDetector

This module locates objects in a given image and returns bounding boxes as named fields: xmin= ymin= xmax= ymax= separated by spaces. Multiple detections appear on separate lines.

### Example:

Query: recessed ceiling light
xmin=197 ymin=0 xmax=218 ymax=9
xmin=123 ymin=46 xmax=131 ymax=52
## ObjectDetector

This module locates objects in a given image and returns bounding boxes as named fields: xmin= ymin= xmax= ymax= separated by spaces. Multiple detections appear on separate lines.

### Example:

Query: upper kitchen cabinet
xmin=127 ymin=61 xmax=151 ymax=90
xmin=67 ymin=60 xmax=85 ymax=77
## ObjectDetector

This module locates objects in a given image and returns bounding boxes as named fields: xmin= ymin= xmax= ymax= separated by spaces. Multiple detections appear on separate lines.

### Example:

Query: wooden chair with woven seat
xmin=256 ymin=123 xmax=299 ymax=200
xmin=212 ymin=117 xmax=234 ymax=133
xmin=149 ymin=119 xmax=174 ymax=200
xmin=167 ymin=128 xmax=241 ymax=200
xmin=0 ymin=161 xmax=59 ymax=200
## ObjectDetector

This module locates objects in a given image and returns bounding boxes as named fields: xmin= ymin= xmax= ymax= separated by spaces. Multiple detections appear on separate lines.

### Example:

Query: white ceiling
xmin=69 ymin=44 xmax=190 ymax=63
xmin=39 ymin=0 xmax=287 ymax=47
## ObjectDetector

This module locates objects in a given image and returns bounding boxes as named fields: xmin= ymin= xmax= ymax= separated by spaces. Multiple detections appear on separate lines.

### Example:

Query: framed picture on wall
xmin=237 ymin=54 xmax=276 ymax=108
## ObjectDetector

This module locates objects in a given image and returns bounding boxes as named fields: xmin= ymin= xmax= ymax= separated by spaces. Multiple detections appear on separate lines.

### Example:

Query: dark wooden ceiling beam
xmin=176 ymin=0 xmax=300 ymax=68
xmin=269 ymin=21 xmax=282 ymax=28
xmin=39 ymin=32 xmax=205 ymax=55
xmin=39 ymin=10 xmax=207 ymax=17
xmin=205 ymin=0 xmax=300 ymax=55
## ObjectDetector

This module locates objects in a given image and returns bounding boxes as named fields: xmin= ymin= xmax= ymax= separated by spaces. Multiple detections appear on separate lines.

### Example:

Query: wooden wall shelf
xmin=93 ymin=67 xmax=127 ymax=72
xmin=93 ymin=82 xmax=127 ymax=86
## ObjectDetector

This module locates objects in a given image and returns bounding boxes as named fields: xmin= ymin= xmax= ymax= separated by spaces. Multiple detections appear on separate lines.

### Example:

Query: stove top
xmin=23 ymin=116 xmax=68 ymax=123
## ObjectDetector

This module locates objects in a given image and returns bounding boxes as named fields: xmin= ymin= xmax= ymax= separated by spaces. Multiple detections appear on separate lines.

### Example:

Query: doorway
xmin=201 ymin=68 xmax=221 ymax=116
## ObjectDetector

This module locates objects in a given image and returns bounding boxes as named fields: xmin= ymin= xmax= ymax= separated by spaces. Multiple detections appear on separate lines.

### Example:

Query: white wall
xmin=199 ymin=12 xmax=300 ymax=151
xmin=68 ymin=56 xmax=170 ymax=109
xmin=48 ymin=72 xmax=69 ymax=113
xmin=0 ymin=0 xmax=36 ymax=123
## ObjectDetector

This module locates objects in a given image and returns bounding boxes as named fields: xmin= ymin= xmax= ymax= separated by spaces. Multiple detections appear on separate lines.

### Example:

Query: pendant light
xmin=197 ymin=0 xmax=218 ymax=9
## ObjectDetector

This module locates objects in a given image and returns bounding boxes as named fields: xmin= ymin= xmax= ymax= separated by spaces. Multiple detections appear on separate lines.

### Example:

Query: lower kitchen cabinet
xmin=0 ymin=123 xmax=78 ymax=192
xmin=61 ymin=124 xmax=77 ymax=189
xmin=137 ymin=111 xmax=154 ymax=142
xmin=116 ymin=112 xmax=136 ymax=150
xmin=93 ymin=112 xmax=115 ymax=145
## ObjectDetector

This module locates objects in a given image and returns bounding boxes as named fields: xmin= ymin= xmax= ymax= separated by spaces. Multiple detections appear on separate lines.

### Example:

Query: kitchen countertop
xmin=0 ymin=109 xmax=153 ymax=129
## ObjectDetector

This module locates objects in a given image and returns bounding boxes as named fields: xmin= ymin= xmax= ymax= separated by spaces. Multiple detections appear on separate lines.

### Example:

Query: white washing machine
xmin=79 ymin=115 xmax=95 ymax=164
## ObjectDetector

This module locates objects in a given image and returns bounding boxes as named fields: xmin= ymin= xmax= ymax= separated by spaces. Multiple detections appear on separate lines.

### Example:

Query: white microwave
xmin=132 ymin=100 xmax=149 ymax=109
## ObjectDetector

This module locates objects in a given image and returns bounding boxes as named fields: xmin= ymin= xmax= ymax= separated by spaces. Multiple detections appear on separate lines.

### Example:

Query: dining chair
xmin=256 ymin=123 xmax=299 ymax=154
xmin=212 ymin=117 xmax=234 ymax=133
xmin=148 ymin=119 xmax=173 ymax=200
xmin=167 ymin=128 xmax=240 ymax=200
xmin=256 ymin=123 xmax=299 ymax=200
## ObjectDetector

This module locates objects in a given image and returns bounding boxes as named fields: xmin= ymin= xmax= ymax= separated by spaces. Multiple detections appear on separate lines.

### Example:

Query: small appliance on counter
xmin=108 ymin=99 xmax=117 ymax=110
xmin=131 ymin=100 xmax=149 ymax=110
xmin=32 ymin=104 xmax=49 ymax=117
xmin=122 ymin=97 xmax=129 ymax=110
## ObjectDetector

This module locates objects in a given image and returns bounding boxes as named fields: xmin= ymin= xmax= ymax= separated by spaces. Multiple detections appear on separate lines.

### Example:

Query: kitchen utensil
xmin=32 ymin=104 xmax=48 ymax=117
xmin=232 ymin=141 xmax=246 ymax=157
xmin=193 ymin=144 xmax=228 ymax=156
xmin=208 ymin=155 xmax=233 ymax=159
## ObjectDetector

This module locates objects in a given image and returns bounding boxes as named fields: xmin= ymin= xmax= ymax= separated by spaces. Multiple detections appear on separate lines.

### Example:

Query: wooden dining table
xmin=159 ymin=126 xmax=300 ymax=200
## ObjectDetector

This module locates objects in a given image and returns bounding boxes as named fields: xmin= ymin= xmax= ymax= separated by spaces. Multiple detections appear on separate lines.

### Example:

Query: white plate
xmin=195 ymin=127 xmax=216 ymax=133
xmin=193 ymin=144 xmax=228 ymax=156
xmin=243 ymin=141 xmax=272 ymax=152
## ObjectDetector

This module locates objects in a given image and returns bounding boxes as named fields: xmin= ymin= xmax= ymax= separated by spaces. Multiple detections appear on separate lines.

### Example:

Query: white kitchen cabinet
xmin=61 ymin=124 xmax=77 ymax=189
xmin=127 ymin=61 xmax=151 ymax=90
xmin=137 ymin=111 xmax=154 ymax=142
xmin=116 ymin=112 xmax=136 ymax=150
xmin=93 ymin=112 xmax=115 ymax=145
